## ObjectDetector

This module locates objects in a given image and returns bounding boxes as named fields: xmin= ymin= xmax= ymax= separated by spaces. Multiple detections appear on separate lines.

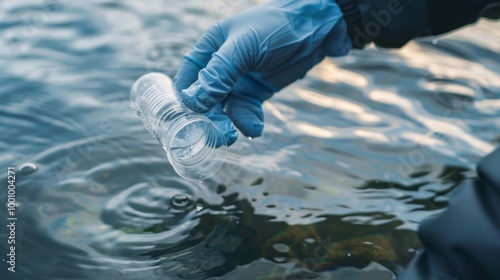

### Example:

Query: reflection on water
xmin=0 ymin=0 xmax=499 ymax=279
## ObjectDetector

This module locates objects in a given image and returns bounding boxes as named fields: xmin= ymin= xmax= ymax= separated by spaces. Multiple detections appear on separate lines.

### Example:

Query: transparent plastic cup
xmin=130 ymin=72 xmax=226 ymax=180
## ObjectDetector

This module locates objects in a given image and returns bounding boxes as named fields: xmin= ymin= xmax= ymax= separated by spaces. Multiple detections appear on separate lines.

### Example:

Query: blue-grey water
xmin=1 ymin=1 xmax=499 ymax=279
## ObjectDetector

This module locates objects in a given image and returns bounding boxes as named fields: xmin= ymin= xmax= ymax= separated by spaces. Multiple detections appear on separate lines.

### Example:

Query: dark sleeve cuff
xmin=336 ymin=0 xmax=495 ymax=49
xmin=336 ymin=0 xmax=368 ymax=49
xmin=399 ymin=147 xmax=500 ymax=279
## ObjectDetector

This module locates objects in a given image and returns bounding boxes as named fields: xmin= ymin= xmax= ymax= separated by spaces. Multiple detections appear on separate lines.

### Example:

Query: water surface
xmin=1 ymin=0 xmax=499 ymax=279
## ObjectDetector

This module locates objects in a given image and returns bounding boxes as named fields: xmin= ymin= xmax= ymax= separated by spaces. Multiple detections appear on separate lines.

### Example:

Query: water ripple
xmin=0 ymin=1 xmax=498 ymax=279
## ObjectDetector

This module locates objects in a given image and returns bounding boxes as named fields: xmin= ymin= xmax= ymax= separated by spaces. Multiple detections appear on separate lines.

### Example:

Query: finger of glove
xmin=226 ymin=93 xmax=264 ymax=138
xmin=205 ymin=102 xmax=238 ymax=146
xmin=173 ymin=59 xmax=202 ymax=93
xmin=181 ymin=33 xmax=255 ymax=114
xmin=173 ymin=24 xmax=225 ymax=93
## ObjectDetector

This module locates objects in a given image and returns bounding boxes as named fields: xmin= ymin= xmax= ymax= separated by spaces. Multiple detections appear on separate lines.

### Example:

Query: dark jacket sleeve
xmin=398 ymin=147 xmax=500 ymax=280
xmin=337 ymin=0 xmax=500 ymax=48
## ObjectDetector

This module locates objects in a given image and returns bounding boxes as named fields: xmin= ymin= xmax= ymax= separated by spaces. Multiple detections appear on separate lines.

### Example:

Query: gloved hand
xmin=174 ymin=0 xmax=352 ymax=145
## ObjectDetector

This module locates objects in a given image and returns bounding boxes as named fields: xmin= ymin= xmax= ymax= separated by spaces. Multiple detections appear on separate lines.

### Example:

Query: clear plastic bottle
xmin=130 ymin=72 xmax=226 ymax=180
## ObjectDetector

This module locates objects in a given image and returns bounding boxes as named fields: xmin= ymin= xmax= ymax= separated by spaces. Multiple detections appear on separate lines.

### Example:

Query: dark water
xmin=1 ymin=0 xmax=499 ymax=279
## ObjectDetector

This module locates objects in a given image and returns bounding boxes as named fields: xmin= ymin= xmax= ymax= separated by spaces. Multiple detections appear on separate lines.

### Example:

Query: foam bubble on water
xmin=19 ymin=162 xmax=37 ymax=175
xmin=304 ymin=238 xmax=315 ymax=244
xmin=273 ymin=257 xmax=286 ymax=262
xmin=171 ymin=194 xmax=191 ymax=209
xmin=196 ymin=204 xmax=203 ymax=212
xmin=273 ymin=243 xmax=290 ymax=253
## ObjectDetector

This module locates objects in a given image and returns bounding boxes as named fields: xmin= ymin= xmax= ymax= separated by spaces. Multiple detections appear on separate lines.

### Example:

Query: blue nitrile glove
xmin=174 ymin=0 xmax=352 ymax=145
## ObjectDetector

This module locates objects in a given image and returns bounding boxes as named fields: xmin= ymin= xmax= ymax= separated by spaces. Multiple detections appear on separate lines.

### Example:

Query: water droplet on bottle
xmin=171 ymin=194 xmax=191 ymax=208
xmin=19 ymin=162 xmax=37 ymax=175
xmin=432 ymin=39 xmax=438 ymax=45
xmin=248 ymin=137 xmax=253 ymax=140
xmin=198 ymin=180 xmax=203 ymax=184
xmin=196 ymin=204 xmax=203 ymax=212
xmin=347 ymin=253 xmax=351 ymax=257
